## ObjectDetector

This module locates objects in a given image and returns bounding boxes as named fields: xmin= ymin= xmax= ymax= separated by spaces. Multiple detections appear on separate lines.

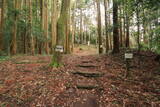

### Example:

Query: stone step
xmin=15 ymin=60 xmax=48 ymax=64
xmin=76 ymin=84 xmax=99 ymax=90
xmin=76 ymin=64 xmax=97 ymax=68
xmin=81 ymin=60 xmax=93 ymax=63
xmin=72 ymin=71 xmax=104 ymax=78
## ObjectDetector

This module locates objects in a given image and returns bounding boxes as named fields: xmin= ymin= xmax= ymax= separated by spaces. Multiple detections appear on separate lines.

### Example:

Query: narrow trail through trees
xmin=0 ymin=47 xmax=159 ymax=106
xmin=54 ymin=46 xmax=104 ymax=107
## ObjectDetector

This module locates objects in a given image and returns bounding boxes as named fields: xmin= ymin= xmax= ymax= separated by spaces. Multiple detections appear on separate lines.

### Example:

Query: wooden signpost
xmin=55 ymin=45 xmax=64 ymax=53
xmin=125 ymin=52 xmax=133 ymax=77
xmin=51 ymin=45 xmax=64 ymax=67
xmin=125 ymin=53 xmax=133 ymax=59
xmin=87 ymin=41 xmax=90 ymax=46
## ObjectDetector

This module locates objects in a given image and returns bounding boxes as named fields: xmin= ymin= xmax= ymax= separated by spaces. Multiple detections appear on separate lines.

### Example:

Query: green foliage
xmin=2 ymin=0 xmax=51 ymax=55
xmin=50 ymin=52 xmax=63 ymax=68
xmin=84 ymin=0 xmax=91 ymax=4
xmin=152 ymin=27 xmax=160 ymax=53
xmin=0 ymin=56 xmax=10 ymax=62
xmin=89 ymin=26 xmax=97 ymax=44
xmin=50 ymin=61 xmax=63 ymax=68
xmin=32 ymin=20 xmax=45 ymax=42
xmin=141 ymin=43 xmax=149 ymax=51
xmin=143 ymin=0 xmax=160 ymax=10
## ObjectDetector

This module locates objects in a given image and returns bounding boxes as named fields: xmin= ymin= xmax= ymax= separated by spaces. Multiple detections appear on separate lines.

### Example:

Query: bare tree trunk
xmin=136 ymin=4 xmax=140 ymax=53
xmin=80 ymin=8 xmax=83 ymax=44
xmin=136 ymin=1 xmax=141 ymax=67
xmin=44 ymin=0 xmax=49 ymax=54
xmin=51 ymin=0 xmax=70 ymax=67
xmin=39 ymin=0 xmax=43 ymax=54
xmin=96 ymin=0 xmax=103 ymax=54
xmin=107 ymin=0 xmax=112 ymax=50
xmin=142 ymin=7 xmax=147 ymax=44
xmin=11 ymin=0 xmax=18 ymax=55
xmin=51 ymin=0 xmax=57 ymax=53
xmin=65 ymin=5 xmax=71 ymax=54
xmin=112 ymin=0 xmax=119 ymax=53
xmin=71 ymin=3 xmax=76 ymax=52
xmin=0 ymin=0 xmax=5 ymax=52
xmin=29 ymin=0 xmax=35 ymax=55
xmin=122 ymin=3 xmax=126 ymax=48
xmin=119 ymin=5 xmax=123 ymax=47
xmin=125 ymin=13 xmax=130 ymax=47
xmin=104 ymin=0 xmax=109 ymax=53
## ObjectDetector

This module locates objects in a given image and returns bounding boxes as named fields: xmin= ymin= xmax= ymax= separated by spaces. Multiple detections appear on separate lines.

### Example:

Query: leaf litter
xmin=0 ymin=49 xmax=159 ymax=107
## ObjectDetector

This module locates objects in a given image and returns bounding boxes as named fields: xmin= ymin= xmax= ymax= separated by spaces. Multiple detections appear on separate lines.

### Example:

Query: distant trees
xmin=0 ymin=0 xmax=58 ymax=55
xmin=0 ymin=0 xmax=159 ymax=56
xmin=110 ymin=0 xmax=160 ymax=53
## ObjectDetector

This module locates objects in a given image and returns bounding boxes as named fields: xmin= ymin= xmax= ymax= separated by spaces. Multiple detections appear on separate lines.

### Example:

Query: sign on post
xmin=55 ymin=45 xmax=64 ymax=53
xmin=125 ymin=53 xmax=133 ymax=59
xmin=87 ymin=41 xmax=90 ymax=46
xmin=124 ymin=52 xmax=133 ymax=78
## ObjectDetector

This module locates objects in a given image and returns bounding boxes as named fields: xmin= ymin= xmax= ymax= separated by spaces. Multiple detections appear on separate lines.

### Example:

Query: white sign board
xmin=88 ymin=41 xmax=90 ymax=46
xmin=55 ymin=45 xmax=64 ymax=52
xmin=125 ymin=53 xmax=133 ymax=59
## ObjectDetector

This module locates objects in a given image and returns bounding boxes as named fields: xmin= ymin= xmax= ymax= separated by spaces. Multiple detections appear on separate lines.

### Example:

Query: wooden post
xmin=124 ymin=51 xmax=133 ymax=78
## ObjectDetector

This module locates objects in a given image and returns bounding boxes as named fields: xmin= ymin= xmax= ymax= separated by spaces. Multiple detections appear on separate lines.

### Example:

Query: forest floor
xmin=0 ymin=45 xmax=160 ymax=107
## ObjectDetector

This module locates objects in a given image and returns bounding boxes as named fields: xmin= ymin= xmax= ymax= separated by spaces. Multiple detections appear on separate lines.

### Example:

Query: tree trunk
xmin=11 ymin=0 xmax=18 ymax=55
xmin=107 ymin=0 xmax=112 ymax=50
xmin=136 ymin=1 xmax=141 ymax=67
xmin=51 ymin=0 xmax=70 ymax=67
xmin=112 ymin=0 xmax=119 ymax=53
xmin=80 ymin=8 xmax=83 ymax=44
xmin=44 ymin=0 xmax=49 ymax=54
xmin=71 ymin=3 xmax=76 ymax=52
xmin=51 ymin=0 xmax=57 ymax=53
xmin=125 ymin=14 xmax=130 ymax=48
xmin=104 ymin=0 xmax=109 ymax=53
xmin=96 ymin=0 xmax=103 ymax=54
xmin=122 ymin=6 xmax=126 ymax=48
xmin=29 ymin=0 xmax=35 ymax=55
xmin=65 ymin=4 xmax=71 ymax=54
xmin=39 ymin=0 xmax=43 ymax=54
xmin=0 ymin=0 xmax=5 ymax=52
xmin=119 ymin=5 xmax=123 ymax=47
xmin=136 ymin=3 xmax=140 ymax=53
xmin=23 ymin=0 xmax=27 ymax=54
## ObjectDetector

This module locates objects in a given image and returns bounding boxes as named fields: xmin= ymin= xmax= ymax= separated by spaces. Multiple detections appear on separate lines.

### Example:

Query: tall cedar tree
xmin=96 ymin=0 xmax=103 ymax=54
xmin=112 ymin=0 xmax=120 ymax=53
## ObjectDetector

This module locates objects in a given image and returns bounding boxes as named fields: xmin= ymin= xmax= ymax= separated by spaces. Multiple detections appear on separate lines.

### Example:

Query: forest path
xmin=0 ymin=49 xmax=160 ymax=106
xmin=54 ymin=54 xmax=105 ymax=107
xmin=52 ymin=45 xmax=105 ymax=106
xmin=73 ymin=45 xmax=98 ymax=56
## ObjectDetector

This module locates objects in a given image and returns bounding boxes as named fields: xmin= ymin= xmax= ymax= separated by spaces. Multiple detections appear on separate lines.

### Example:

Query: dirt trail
xmin=54 ymin=54 xmax=104 ymax=107
xmin=73 ymin=45 xmax=98 ymax=56
xmin=0 ymin=47 xmax=160 ymax=106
